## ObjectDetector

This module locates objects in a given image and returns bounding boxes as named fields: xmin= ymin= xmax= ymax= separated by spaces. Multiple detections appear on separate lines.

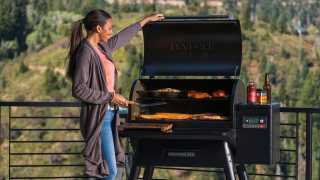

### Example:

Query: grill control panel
xmin=242 ymin=116 xmax=267 ymax=129
xmin=236 ymin=103 xmax=280 ymax=164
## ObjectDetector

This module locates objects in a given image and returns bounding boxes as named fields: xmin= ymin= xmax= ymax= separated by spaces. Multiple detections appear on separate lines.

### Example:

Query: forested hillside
xmin=1 ymin=0 xmax=319 ymax=107
xmin=0 ymin=0 xmax=319 ymax=179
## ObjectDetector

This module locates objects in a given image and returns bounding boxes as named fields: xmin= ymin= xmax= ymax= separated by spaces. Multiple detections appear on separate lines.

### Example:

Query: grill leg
xmin=128 ymin=162 xmax=141 ymax=180
xmin=143 ymin=166 xmax=154 ymax=180
xmin=236 ymin=164 xmax=248 ymax=180
xmin=223 ymin=141 xmax=236 ymax=180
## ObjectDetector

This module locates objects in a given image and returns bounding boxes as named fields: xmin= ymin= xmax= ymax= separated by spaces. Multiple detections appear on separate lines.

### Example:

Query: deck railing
xmin=0 ymin=101 xmax=319 ymax=179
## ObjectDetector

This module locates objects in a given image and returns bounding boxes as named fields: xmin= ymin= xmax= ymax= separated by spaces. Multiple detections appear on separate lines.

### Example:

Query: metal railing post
xmin=318 ymin=145 xmax=320 ymax=179
xmin=318 ymin=146 xmax=320 ymax=180
xmin=9 ymin=106 xmax=11 ymax=179
xmin=295 ymin=112 xmax=299 ymax=180
xmin=306 ymin=112 xmax=312 ymax=180
xmin=0 ymin=106 xmax=1 ymax=141
xmin=0 ymin=106 xmax=2 ymax=145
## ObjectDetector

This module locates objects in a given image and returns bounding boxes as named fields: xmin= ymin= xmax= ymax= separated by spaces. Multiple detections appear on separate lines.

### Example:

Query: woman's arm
xmin=102 ymin=13 xmax=164 ymax=51
xmin=72 ymin=47 xmax=113 ymax=104
xmin=103 ymin=22 xmax=141 ymax=51
xmin=139 ymin=13 xmax=165 ymax=28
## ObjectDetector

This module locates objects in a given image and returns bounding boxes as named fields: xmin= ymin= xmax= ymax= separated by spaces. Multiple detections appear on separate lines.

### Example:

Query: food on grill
xmin=192 ymin=113 xmax=227 ymax=120
xmin=156 ymin=88 xmax=181 ymax=93
xmin=139 ymin=113 xmax=193 ymax=120
xmin=137 ymin=88 xmax=183 ymax=98
xmin=187 ymin=90 xmax=211 ymax=99
xmin=156 ymin=88 xmax=183 ymax=98
xmin=138 ymin=113 xmax=226 ymax=121
xmin=212 ymin=90 xmax=227 ymax=98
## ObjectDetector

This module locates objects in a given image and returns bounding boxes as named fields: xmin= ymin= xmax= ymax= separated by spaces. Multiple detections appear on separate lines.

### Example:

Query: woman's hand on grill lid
xmin=139 ymin=13 xmax=165 ymax=27
xmin=111 ymin=93 xmax=129 ymax=107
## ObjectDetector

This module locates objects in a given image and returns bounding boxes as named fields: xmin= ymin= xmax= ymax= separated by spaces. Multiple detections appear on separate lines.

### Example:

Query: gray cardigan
xmin=72 ymin=22 xmax=141 ymax=178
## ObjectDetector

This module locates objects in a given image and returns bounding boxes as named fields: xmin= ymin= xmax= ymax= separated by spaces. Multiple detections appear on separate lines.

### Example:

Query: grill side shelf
xmin=119 ymin=123 xmax=173 ymax=133
xmin=127 ymin=120 xmax=232 ymax=131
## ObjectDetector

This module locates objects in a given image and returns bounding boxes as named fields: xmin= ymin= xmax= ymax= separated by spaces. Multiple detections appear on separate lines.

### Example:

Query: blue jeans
xmin=100 ymin=110 xmax=117 ymax=180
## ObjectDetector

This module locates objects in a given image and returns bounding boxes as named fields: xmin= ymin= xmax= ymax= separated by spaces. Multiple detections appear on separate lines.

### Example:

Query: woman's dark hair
xmin=67 ymin=9 xmax=111 ymax=80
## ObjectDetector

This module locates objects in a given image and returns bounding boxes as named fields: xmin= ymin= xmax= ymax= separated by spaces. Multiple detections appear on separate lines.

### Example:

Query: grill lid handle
xmin=163 ymin=15 xmax=231 ymax=21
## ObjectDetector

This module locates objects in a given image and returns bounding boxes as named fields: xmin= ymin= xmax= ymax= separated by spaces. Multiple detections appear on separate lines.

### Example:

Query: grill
xmin=120 ymin=16 xmax=280 ymax=180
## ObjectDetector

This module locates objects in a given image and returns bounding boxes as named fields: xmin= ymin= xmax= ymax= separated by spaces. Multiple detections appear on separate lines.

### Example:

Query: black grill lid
xmin=141 ymin=16 xmax=242 ymax=76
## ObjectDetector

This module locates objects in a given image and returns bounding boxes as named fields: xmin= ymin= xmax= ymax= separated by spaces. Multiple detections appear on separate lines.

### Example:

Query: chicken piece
xmin=192 ymin=113 xmax=227 ymax=120
xmin=187 ymin=90 xmax=211 ymax=99
xmin=156 ymin=88 xmax=181 ymax=93
xmin=212 ymin=90 xmax=227 ymax=98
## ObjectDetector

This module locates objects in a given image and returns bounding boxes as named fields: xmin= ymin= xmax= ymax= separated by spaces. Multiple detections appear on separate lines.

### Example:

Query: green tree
xmin=112 ymin=0 xmax=120 ymax=14
xmin=277 ymin=12 xmax=288 ymax=33
xmin=28 ymin=0 xmax=49 ymax=27
xmin=240 ymin=0 xmax=253 ymax=29
xmin=285 ymin=63 xmax=301 ymax=106
xmin=26 ymin=11 xmax=82 ymax=51
xmin=18 ymin=61 xmax=29 ymax=74
xmin=44 ymin=67 xmax=59 ymax=93
xmin=280 ymin=46 xmax=290 ymax=59
xmin=277 ymin=80 xmax=289 ymax=106
xmin=257 ymin=0 xmax=283 ymax=32
xmin=0 ymin=39 xmax=18 ymax=58
xmin=297 ymin=70 xmax=320 ymax=107
xmin=184 ymin=0 xmax=197 ymax=5
xmin=269 ymin=1 xmax=281 ymax=32
xmin=299 ymin=48 xmax=309 ymax=80
xmin=257 ymin=0 xmax=273 ymax=22
xmin=223 ymin=0 xmax=238 ymax=17
xmin=44 ymin=67 xmax=67 ymax=94
xmin=259 ymin=54 xmax=268 ymax=71
xmin=45 ymin=0 xmax=107 ymax=15
xmin=0 ymin=0 xmax=28 ymax=53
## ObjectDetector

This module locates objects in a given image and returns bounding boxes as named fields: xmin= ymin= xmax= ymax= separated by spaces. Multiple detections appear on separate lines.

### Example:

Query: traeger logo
xmin=167 ymin=151 xmax=196 ymax=158
xmin=170 ymin=40 xmax=214 ymax=52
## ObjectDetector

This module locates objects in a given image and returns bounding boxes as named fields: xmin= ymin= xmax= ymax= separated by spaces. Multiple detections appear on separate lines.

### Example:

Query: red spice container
xmin=247 ymin=80 xmax=257 ymax=104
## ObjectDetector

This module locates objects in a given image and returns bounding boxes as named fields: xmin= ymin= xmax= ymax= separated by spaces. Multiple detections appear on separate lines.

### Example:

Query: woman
xmin=67 ymin=9 xmax=164 ymax=179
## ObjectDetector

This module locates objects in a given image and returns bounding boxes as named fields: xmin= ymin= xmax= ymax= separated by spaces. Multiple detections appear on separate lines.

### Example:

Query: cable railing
xmin=0 ymin=101 xmax=319 ymax=179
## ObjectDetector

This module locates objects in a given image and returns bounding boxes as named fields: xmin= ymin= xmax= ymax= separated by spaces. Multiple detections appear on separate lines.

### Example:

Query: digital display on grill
xmin=242 ymin=116 xmax=267 ymax=129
